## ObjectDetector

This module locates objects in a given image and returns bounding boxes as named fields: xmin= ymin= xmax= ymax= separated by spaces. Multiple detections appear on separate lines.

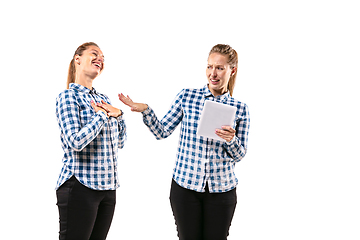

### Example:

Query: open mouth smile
xmin=92 ymin=62 xmax=102 ymax=69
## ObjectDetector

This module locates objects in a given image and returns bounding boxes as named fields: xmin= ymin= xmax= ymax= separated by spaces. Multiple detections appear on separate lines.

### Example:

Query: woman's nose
xmin=211 ymin=69 xmax=217 ymax=77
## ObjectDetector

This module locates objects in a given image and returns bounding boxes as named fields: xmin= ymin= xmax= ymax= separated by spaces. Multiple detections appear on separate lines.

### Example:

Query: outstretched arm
xmin=118 ymin=91 xmax=183 ymax=140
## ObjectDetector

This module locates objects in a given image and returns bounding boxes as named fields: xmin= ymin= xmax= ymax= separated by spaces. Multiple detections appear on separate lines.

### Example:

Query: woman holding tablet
xmin=120 ymin=44 xmax=250 ymax=240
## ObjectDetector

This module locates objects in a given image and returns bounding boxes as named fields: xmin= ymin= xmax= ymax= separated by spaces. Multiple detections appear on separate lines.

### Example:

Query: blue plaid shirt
xmin=142 ymin=85 xmax=250 ymax=193
xmin=55 ymin=83 xmax=126 ymax=190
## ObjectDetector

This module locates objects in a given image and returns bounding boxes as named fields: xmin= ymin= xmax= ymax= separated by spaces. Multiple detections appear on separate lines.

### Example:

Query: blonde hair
xmin=66 ymin=42 xmax=101 ymax=89
xmin=209 ymin=44 xmax=238 ymax=96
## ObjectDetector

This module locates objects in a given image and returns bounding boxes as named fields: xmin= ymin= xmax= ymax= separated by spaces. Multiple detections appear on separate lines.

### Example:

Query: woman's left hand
xmin=215 ymin=126 xmax=236 ymax=142
xmin=97 ymin=100 xmax=122 ymax=117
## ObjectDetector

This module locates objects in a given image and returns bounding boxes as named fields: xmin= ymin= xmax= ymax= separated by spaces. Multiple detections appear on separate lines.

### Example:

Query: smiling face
xmin=75 ymin=45 xmax=105 ymax=79
xmin=206 ymin=52 xmax=235 ymax=97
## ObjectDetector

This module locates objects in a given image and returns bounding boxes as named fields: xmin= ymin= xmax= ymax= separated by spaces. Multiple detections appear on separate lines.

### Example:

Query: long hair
xmin=209 ymin=44 xmax=238 ymax=96
xmin=66 ymin=42 xmax=100 ymax=89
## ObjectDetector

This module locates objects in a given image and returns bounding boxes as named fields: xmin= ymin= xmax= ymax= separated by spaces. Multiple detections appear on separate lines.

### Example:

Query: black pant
xmin=56 ymin=176 xmax=116 ymax=240
xmin=170 ymin=179 xmax=237 ymax=240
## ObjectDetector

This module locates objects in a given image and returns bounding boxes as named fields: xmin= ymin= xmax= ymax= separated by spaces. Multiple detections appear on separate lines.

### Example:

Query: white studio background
xmin=1 ymin=0 xmax=359 ymax=239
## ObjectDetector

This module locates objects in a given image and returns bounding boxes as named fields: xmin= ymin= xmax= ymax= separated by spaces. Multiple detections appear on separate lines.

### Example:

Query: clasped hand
xmin=91 ymin=100 xmax=122 ymax=118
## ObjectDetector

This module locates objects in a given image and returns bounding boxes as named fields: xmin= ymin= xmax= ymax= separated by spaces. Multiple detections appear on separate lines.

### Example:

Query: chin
xmin=89 ymin=72 xmax=101 ymax=79
xmin=209 ymin=83 xmax=220 ymax=89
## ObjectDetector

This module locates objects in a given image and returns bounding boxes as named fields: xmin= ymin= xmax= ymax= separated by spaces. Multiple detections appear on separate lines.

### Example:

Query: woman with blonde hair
xmin=120 ymin=44 xmax=250 ymax=240
xmin=55 ymin=42 xmax=126 ymax=240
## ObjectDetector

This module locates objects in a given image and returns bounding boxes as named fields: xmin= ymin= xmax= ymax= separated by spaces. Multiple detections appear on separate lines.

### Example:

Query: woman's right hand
xmin=118 ymin=93 xmax=148 ymax=112
xmin=91 ymin=100 xmax=108 ymax=116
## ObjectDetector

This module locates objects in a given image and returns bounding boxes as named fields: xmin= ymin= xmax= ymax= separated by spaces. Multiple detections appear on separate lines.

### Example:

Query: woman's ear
xmin=75 ymin=55 xmax=81 ymax=65
xmin=231 ymin=67 xmax=237 ymax=76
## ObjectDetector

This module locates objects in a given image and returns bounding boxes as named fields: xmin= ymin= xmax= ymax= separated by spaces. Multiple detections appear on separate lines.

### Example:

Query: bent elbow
xmin=67 ymin=136 xmax=86 ymax=152
xmin=230 ymin=146 xmax=247 ymax=163
xmin=237 ymin=149 xmax=247 ymax=162
xmin=155 ymin=133 xmax=169 ymax=140
xmin=70 ymin=142 xmax=85 ymax=152
xmin=155 ymin=136 xmax=163 ymax=140
xmin=118 ymin=142 xmax=125 ymax=149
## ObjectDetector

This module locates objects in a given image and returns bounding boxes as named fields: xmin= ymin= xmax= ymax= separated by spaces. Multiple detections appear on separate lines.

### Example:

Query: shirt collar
xmin=202 ymin=84 xmax=230 ymax=101
xmin=69 ymin=83 xmax=98 ymax=95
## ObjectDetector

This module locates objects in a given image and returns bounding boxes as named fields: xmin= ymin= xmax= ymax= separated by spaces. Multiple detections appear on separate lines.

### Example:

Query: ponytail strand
xmin=67 ymin=59 xmax=76 ymax=89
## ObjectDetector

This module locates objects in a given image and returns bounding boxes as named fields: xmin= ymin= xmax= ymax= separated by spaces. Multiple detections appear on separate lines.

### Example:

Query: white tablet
xmin=197 ymin=100 xmax=237 ymax=142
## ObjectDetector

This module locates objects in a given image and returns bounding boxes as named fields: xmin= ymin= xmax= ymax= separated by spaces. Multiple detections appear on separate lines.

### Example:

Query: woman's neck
xmin=75 ymin=73 xmax=94 ymax=90
xmin=208 ymin=85 xmax=227 ymax=97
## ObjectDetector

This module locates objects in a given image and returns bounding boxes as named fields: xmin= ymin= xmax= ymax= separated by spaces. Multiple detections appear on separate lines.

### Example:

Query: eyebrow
xmin=208 ymin=63 xmax=225 ymax=67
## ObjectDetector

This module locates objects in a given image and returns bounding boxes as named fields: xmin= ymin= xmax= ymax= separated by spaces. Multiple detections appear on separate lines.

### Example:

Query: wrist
xmin=107 ymin=109 xmax=123 ymax=118
xmin=140 ymin=104 xmax=148 ymax=112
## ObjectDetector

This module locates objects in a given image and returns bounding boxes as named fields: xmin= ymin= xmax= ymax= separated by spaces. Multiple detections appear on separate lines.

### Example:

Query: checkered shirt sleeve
xmin=55 ymin=83 xmax=126 ymax=190
xmin=142 ymin=86 xmax=250 ymax=193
